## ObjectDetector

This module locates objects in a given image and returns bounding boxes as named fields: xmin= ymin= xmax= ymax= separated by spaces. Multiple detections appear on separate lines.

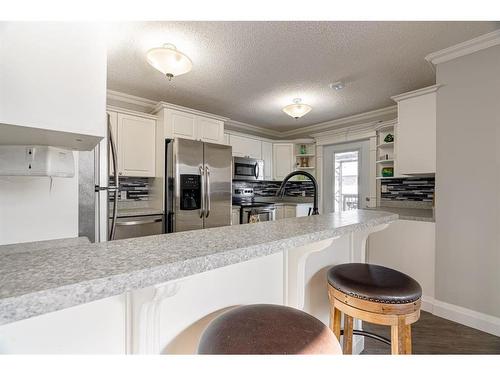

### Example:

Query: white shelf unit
xmin=376 ymin=126 xmax=395 ymax=179
xmin=293 ymin=142 xmax=316 ymax=181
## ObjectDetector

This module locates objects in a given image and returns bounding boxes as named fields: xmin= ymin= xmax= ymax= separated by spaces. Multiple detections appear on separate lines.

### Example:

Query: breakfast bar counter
xmin=0 ymin=209 xmax=397 ymax=354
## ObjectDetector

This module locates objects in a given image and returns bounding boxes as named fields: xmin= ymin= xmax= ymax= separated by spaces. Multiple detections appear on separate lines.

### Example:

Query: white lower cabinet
xmin=231 ymin=207 xmax=240 ymax=225
xmin=275 ymin=203 xmax=313 ymax=220
xmin=367 ymin=219 xmax=435 ymax=304
xmin=273 ymin=143 xmax=294 ymax=180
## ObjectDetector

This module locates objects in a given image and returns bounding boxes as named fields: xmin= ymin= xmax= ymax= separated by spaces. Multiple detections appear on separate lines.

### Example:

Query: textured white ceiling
xmin=107 ymin=21 xmax=499 ymax=131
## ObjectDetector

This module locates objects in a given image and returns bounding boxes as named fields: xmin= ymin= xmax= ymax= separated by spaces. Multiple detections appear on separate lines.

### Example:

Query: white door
xmin=322 ymin=140 xmax=370 ymax=213
xmin=230 ymin=135 xmax=262 ymax=159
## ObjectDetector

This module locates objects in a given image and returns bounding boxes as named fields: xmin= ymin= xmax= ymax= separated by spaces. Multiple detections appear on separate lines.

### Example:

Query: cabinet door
xmin=396 ymin=92 xmax=436 ymax=174
xmin=261 ymin=141 xmax=273 ymax=180
xmin=284 ymin=205 xmax=296 ymax=219
xmin=197 ymin=117 xmax=224 ymax=144
xmin=117 ymin=113 xmax=156 ymax=177
xmin=275 ymin=206 xmax=284 ymax=220
xmin=231 ymin=209 xmax=240 ymax=225
xmin=168 ymin=110 xmax=197 ymax=140
xmin=107 ymin=111 xmax=118 ymax=177
xmin=229 ymin=135 xmax=262 ymax=159
xmin=296 ymin=204 xmax=313 ymax=217
xmin=273 ymin=144 xmax=294 ymax=180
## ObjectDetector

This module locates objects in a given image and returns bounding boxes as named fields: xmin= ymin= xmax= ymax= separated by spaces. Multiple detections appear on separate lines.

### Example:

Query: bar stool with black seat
xmin=327 ymin=263 xmax=422 ymax=355
xmin=198 ymin=304 xmax=342 ymax=355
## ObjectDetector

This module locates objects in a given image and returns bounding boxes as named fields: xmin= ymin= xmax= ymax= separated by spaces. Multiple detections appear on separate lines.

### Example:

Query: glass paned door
xmin=322 ymin=140 xmax=370 ymax=213
xmin=334 ymin=151 xmax=359 ymax=212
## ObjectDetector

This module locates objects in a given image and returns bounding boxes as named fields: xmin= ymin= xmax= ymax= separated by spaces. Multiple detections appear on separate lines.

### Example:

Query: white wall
xmin=0 ymin=22 xmax=106 ymax=138
xmin=0 ymin=158 xmax=78 ymax=245
xmin=0 ymin=22 xmax=106 ymax=245
xmin=435 ymin=45 xmax=500 ymax=318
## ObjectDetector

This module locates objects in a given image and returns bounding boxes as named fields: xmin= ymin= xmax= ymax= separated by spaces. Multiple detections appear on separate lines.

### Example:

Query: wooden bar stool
xmin=327 ymin=263 xmax=422 ymax=355
xmin=198 ymin=304 xmax=342 ymax=354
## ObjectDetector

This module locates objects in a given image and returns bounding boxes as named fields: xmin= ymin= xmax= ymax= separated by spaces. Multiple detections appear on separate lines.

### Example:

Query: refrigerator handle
xmin=108 ymin=113 xmax=119 ymax=241
xmin=199 ymin=165 xmax=205 ymax=219
xmin=205 ymin=166 xmax=211 ymax=218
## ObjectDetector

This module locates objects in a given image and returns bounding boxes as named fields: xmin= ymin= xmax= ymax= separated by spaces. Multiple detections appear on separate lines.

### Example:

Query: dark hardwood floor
xmin=361 ymin=311 xmax=500 ymax=354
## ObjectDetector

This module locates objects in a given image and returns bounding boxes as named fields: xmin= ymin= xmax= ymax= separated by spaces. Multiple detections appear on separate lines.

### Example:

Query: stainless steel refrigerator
xmin=165 ymin=138 xmax=232 ymax=233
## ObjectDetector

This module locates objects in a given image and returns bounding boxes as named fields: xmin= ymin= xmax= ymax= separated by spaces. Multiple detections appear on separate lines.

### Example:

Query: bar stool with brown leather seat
xmin=327 ymin=263 xmax=422 ymax=355
xmin=198 ymin=304 xmax=342 ymax=354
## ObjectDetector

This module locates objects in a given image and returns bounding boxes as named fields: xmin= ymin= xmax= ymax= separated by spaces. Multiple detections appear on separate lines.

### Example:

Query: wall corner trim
xmin=425 ymin=29 xmax=500 ymax=65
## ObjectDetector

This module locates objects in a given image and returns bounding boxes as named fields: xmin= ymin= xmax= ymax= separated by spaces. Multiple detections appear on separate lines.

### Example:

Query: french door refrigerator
xmin=164 ymin=138 xmax=232 ymax=233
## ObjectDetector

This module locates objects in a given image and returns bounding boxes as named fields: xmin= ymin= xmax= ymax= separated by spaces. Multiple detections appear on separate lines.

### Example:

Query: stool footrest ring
xmin=340 ymin=329 xmax=391 ymax=346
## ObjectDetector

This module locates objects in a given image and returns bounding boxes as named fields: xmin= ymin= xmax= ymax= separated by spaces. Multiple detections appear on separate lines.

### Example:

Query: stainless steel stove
xmin=232 ymin=188 xmax=276 ymax=224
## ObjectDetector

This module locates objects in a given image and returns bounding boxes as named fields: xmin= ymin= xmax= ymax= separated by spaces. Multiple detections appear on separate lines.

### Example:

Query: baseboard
xmin=421 ymin=296 xmax=500 ymax=337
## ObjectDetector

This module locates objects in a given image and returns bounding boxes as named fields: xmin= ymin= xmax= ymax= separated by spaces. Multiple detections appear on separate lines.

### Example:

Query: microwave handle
xmin=254 ymin=163 xmax=259 ymax=179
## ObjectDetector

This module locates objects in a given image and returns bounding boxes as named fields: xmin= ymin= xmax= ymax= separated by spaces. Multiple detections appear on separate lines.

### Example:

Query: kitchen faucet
xmin=276 ymin=171 xmax=319 ymax=215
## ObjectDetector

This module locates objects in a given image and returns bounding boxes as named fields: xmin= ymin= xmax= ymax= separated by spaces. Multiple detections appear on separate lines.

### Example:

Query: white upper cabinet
xmin=168 ymin=110 xmax=197 ymax=140
xmin=392 ymin=85 xmax=440 ymax=175
xmin=155 ymin=105 xmax=226 ymax=145
xmin=261 ymin=141 xmax=273 ymax=180
xmin=273 ymin=143 xmax=294 ymax=180
xmin=229 ymin=134 xmax=262 ymax=159
xmin=0 ymin=23 xmax=106 ymax=151
xmin=196 ymin=117 xmax=225 ymax=144
xmin=113 ymin=112 xmax=156 ymax=177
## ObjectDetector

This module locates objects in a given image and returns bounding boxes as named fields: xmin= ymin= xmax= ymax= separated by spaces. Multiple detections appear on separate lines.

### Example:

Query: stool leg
xmin=331 ymin=307 xmax=342 ymax=341
xmin=343 ymin=315 xmax=354 ymax=354
xmin=391 ymin=316 xmax=406 ymax=355
xmin=405 ymin=324 xmax=412 ymax=354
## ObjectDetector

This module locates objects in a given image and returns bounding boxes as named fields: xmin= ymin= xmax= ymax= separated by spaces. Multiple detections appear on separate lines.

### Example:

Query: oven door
xmin=241 ymin=207 xmax=276 ymax=224
xmin=233 ymin=157 xmax=264 ymax=181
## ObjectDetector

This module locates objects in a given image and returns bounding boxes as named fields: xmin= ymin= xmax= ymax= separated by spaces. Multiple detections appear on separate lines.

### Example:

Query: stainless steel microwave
xmin=233 ymin=156 xmax=264 ymax=181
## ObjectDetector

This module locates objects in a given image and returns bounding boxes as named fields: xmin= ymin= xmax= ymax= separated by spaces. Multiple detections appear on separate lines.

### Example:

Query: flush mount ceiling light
xmin=282 ymin=98 xmax=312 ymax=119
xmin=146 ymin=43 xmax=193 ymax=80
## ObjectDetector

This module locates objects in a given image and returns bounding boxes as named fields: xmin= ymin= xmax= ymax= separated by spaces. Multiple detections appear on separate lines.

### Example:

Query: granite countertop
xmin=0 ymin=210 xmax=397 ymax=325
xmin=0 ymin=237 xmax=90 ymax=256
xmin=366 ymin=207 xmax=434 ymax=222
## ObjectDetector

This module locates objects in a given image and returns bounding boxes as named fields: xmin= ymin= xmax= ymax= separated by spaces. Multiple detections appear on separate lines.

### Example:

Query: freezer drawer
xmin=110 ymin=215 xmax=164 ymax=240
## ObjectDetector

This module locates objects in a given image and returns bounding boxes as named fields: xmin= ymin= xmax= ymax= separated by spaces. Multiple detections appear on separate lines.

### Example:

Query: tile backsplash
xmin=380 ymin=177 xmax=434 ymax=202
xmin=109 ymin=177 xmax=150 ymax=202
xmin=233 ymin=180 xmax=314 ymax=197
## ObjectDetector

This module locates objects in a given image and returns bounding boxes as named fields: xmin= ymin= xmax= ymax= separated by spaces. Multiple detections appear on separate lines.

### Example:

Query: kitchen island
xmin=0 ymin=210 xmax=397 ymax=354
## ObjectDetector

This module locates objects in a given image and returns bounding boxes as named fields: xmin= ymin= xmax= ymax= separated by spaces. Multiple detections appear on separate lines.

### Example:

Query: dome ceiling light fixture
xmin=282 ymin=98 xmax=312 ymax=119
xmin=146 ymin=43 xmax=193 ymax=81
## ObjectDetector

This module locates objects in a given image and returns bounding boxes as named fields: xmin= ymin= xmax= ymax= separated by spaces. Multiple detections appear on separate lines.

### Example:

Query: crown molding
xmin=107 ymin=89 xmax=157 ymax=111
xmin=425 ymin=29 xmax=500 ymax=65
xmin=152 ymin=101 xmax=230 ymax=122
xmin=281 ymin=105 xmax=397 ymax=138
xmin=106 ymin=105 xmax=158 ymax=120
xmin=391 ymin=84 xmax=442 ymax=102
xmin=224 ymin=119 xmax=282 ymax=139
